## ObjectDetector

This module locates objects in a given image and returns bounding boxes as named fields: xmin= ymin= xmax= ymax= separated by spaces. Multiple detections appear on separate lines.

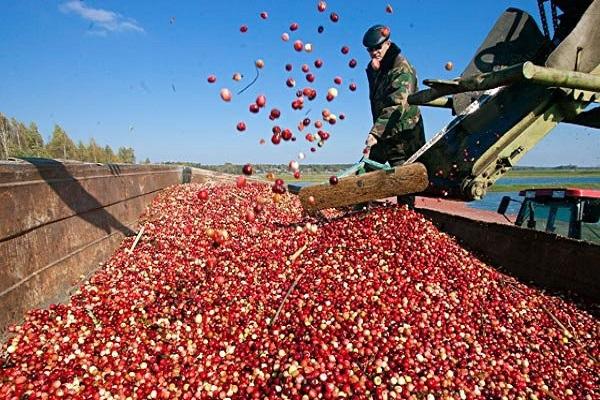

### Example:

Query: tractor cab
xmin=497 ymin=188 xmax=600 ymax=242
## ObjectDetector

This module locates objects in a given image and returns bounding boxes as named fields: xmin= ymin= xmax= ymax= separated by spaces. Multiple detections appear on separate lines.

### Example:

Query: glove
xmin=363 ymin=133 xmax=378 ymax=158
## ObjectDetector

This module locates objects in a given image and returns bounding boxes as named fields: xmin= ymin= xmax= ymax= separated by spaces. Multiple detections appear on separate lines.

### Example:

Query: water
xmin=468 ymin=192 xmax=521 ymax=215
xmin=496 ymin=176 xmax=600 ymax=186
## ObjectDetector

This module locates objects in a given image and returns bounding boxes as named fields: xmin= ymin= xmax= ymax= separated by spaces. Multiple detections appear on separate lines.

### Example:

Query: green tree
xmin=25 ymin=122 xmax=45 ymax=157
xmin=76 ymin=140 xmax=88 ymax=161
xmin=102 ymin=145 xmax=115 ymax=163
xmin=116 ymin=147 xmax=135 ymax=163
xmin=46 ymin=125 xmax=76 ymax=159
xmin=88 ymin=138 xmax=102 ymax=163
xmin=0 ymin=113 xmax=10 ymax=159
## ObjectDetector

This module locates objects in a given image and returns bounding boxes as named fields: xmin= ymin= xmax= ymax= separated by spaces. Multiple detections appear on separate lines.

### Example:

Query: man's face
xmin=367 ymin=40 xmax=390 ymax=63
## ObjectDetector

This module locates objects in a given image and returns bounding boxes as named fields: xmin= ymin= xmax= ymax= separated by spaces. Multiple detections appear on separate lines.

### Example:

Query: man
xmin=362 ymin=24 xmax=425 ymax=208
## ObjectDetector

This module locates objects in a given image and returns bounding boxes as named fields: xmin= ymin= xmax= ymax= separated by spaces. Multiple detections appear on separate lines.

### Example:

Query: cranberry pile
xmin=1 ymin=183 xmax=598 ymax=399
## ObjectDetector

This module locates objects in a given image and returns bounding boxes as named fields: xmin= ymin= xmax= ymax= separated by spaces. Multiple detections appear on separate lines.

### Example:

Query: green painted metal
xmin=420 ymin=97 xmax=454 ymax=109
xmin=409 ymin=62 xmax=600 ymax=106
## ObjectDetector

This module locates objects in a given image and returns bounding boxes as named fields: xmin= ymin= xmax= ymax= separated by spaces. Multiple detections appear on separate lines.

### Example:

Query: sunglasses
xmin=366 ymin=41 xmax=387 ymax=52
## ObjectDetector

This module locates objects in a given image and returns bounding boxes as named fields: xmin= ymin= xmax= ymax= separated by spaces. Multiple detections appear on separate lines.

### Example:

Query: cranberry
xmin=197 ymin=189 xmax=208 ymax=200
xmin=220 ymin=88 xmax=232 ymax=101
xmin=282 ymin=129 xmax=293 ymax=141
xmin=242 ymin=163 xmax=253 ymax=175
xmin=256 ymin=95 xmax=266 ymax=108
xmin=270 ymin=108 xmax=281 ymax=120
xmin=236 ymin=176 xmax=247 ymax=188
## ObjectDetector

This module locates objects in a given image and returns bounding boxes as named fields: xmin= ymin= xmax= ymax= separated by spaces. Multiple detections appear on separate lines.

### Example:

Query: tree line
xmin=0 ymin=113 xmax=135 ymax=163
xmin=167 ymin=162 xmax=353 ymax=175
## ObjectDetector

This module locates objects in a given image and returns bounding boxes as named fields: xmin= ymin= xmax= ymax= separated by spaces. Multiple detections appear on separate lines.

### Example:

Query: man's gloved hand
xmin=363 ymin=133 xmax=378 ymax=158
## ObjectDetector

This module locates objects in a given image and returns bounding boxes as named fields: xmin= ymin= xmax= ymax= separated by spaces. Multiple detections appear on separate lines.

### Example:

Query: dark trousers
xmin=366 ymin=119 xmax=425 ymax=208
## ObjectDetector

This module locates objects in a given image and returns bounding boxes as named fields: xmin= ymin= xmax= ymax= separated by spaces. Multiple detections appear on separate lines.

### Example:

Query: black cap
xmin=362 ymin=24 xmax=390 ymax=48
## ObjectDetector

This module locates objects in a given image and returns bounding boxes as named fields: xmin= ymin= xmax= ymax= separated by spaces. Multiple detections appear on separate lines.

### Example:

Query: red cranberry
xmin=270 ymin=108 xmax=281 ymax=120
xmin=197 ymin=189 xmax=208 ymax=200
xmin=242 ymin=164 xmax=253 ymax=175
xmin=282 ymin=129 xmax=293 ymax=141
xmin=256 ymin=95 xmax=266 ymax=108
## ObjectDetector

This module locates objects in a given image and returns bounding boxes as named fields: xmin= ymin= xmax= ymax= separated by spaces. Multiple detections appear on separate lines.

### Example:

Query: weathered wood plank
xmin=298 ymin=162 xmax=429 ymax=211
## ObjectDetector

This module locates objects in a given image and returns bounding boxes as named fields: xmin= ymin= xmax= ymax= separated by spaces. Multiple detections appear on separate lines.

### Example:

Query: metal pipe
xmin=419 ymin=96 xmax=454 ymax=109
xmin=409 ymin=62 xmax=600 ymax=105
xmin=523 ymin=62 xmax=600 ymax=92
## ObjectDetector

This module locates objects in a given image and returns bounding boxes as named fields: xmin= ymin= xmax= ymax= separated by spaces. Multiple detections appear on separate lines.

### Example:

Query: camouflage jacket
xmin=366 ymin=42 xmax=421 ymax=139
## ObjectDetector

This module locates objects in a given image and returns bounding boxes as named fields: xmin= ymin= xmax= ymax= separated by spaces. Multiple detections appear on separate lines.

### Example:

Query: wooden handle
xmin=299 ymin=162 xmax=429 ymax=211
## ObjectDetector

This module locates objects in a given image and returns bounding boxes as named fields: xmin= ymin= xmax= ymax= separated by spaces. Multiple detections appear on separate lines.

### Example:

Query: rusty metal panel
xmin=0 ymin=161 xmax=185 ymax=335
xmin=420 ymin=209 xmax=600 ymax=303
xmin=0 ymin=161 xmax=181 ymax=240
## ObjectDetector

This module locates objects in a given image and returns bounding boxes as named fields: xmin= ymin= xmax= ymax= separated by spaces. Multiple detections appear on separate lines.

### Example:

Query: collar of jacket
xmin=366 ymin=42 xmax=401 ymax=76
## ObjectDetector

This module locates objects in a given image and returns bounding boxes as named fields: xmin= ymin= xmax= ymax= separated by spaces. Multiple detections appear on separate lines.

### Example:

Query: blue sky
xmin=1 ymin=0 xmax=598 ymax=166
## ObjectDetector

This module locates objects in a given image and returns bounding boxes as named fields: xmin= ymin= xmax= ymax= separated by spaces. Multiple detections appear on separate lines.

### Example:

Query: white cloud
xmin=59 ymin=1 xmax=144 ymax=35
